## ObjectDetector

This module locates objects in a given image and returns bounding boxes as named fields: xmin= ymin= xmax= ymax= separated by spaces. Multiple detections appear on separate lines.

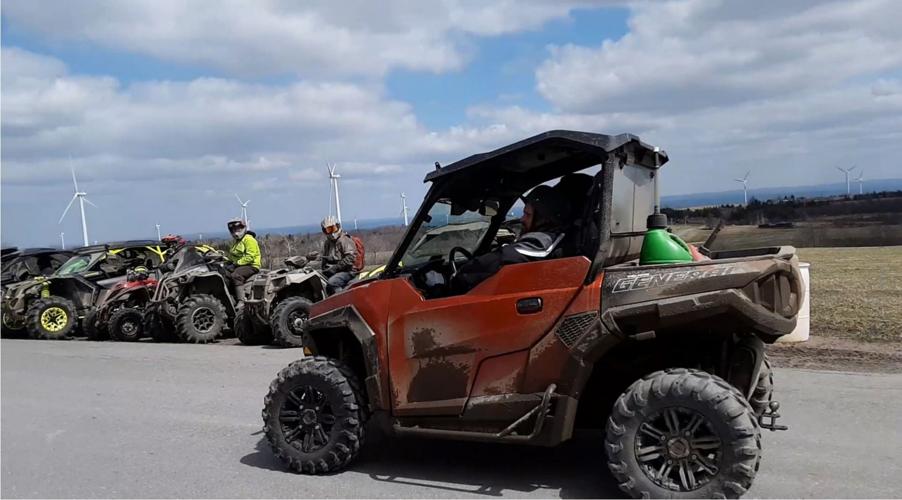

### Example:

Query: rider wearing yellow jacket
xmin=227 ymin=218 xmax=260 ymax=291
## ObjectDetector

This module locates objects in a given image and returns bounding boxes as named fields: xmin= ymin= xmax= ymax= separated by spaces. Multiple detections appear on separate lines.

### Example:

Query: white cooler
xmin=777 ymin=262 xmax=810 ymax=343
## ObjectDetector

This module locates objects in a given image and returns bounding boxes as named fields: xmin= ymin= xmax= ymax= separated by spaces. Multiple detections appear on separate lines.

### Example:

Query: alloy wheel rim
xmin=635 ymin=407 xmax=722 ymax=492
xmin=279 ymin=385 xmax=337 ymax=454
xmin=40 ymin=306 xmax=68 ymax=332
xmin=191 ymin=307 xmax=216 ymax=332
xmin=287 ymin=310 xmax=308 ymax=335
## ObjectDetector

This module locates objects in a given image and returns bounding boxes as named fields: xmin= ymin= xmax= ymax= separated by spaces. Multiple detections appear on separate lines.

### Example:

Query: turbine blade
xmin=71 ymin=165 xmax=79 ymax=192
xmin=83 ymin=197 xmax=98 ymax=208
xmin=743 ymin=170 xmax=750 ymax=181
xmin=59 ymin=195 xmax=77 ymax=224
xmin=245 ymin=200 xmax=250 ymax=205
xmin=235 ymin=193 xmax=243 ymax=204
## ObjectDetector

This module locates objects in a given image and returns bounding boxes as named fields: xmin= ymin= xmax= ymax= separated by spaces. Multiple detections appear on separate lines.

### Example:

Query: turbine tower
xmin=58 ymin=166 xmax=97 ymax=247
xmin=855 ymin=171 xmax=865 ymax=195
xmin=235 ymin=194 xmax=251 ymax=226
xmin=837 ymin=165 xmax=856 ymax=196
xmin=327 ymin=163 xmax=342 ymax=225
xmin=60 ymin=232 xmax=65 ymax=250
xmin=155 ymin=224 xmax=162 ymax=241
xmin=734 ymin=170 xmax=750 ymax=205
xmin=400 ymin=192 xmax=409 ymax=227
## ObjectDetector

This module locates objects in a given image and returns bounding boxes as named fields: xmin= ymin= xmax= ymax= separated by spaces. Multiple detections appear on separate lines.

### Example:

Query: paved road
xmin=2 ymin=339 xmax=900 ymax=498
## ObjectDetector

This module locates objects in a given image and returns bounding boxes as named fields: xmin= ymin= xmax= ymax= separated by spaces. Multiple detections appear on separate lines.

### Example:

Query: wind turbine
xmin=855 ymin=170 xmax=865 ymax=195
xmin=235 ymin=194 xmax=250 ymax=226
xmin=734 ymin=170 xmax=750 ymax=206
xmin=327 ymin=163 xmax=342 ymax=225
xmin=837 ymin=165 xmax=856 ymax=196
xmin=400 ymin=192 xmax=409 ymax=226
xmin=60 ymin=232 xmax=65 ymax=250
xmin=58 ymin=166 xmax=97 ymax=247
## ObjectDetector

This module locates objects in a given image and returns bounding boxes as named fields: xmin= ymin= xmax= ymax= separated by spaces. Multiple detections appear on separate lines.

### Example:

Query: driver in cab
xmin=451 ymin=185 xmax=569 ymax=292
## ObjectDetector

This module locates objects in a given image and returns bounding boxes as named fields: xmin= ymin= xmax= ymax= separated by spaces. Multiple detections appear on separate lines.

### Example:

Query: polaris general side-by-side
xmin=262 ymin=131 xmax=802 ymax=498
xmin=1 ymin=241 xmax=167 ymax=339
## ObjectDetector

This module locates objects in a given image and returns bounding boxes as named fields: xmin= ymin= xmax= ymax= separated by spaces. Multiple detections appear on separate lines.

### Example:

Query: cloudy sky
xmin=2 ymin=0 xmax=901 ymax=247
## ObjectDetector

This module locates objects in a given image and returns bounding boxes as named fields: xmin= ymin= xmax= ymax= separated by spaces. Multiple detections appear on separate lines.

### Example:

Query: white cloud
xmin=1 ymin=0 xmax=616 ymax=78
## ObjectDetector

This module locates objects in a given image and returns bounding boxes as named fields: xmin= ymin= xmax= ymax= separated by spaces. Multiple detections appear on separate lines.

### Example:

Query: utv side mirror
xmin=479 ymin=200 xmax=500 ymax=217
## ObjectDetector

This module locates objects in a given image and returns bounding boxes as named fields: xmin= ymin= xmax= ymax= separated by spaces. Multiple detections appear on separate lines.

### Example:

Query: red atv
xmin=86 ymin=266 xmax=161 ymax=341
xmin=262 ymin=131 xmax=801 ymax=498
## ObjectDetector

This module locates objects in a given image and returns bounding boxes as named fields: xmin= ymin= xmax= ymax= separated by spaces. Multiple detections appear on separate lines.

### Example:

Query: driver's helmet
xmin=161 ymin=234 xmax=186 ymax=249
xmin=227 ymin=218 xmax=247 ymax=240
xmin=321 ymin=215 xmax=342 ymax=240
xmin=522 ymin=185 xmax=569 ymax=232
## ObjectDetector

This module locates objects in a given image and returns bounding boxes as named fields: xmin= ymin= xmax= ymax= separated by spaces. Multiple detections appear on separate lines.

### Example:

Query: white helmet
xmin=321 ymin=215 xmax=341 ymax=240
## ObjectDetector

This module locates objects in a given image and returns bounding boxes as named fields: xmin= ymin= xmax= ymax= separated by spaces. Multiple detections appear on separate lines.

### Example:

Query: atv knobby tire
xmin=749 ymin=354 xmax=774 ymax=417
xmin=271 ymin=296 xmax=313 ymax=348
xmin=605 ymin=368 xmax=761 ymax=499
xmin=145 ymin=310 xmax=178 ymax=343
xmin=109 ymin=308 xmax=144 ymax=342
xmin=83 ymin=309 xmax=109 ymax=341
xmin=236 ymin=305 xmax=273 ymax=345
xmin=176 ymin=294 xmax=226 ymax=343
xmin=1 ymin=312 xmax=27 ymax=338
xmin=26 ymin=297 xmax=77 ymax=340
xmin=263 ymin=356 xmax=365 ymax=474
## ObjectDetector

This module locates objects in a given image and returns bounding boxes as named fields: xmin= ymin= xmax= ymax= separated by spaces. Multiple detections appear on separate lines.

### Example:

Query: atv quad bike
xmin=146 ymin=246 xmax=249 ymax=343
xmin=238 ymin=256 xmax=329 ymax=347
xmin=262 ymin=131 xmax=801 ymax=498
xmin=1 ymin=241 xmax=167 ymax=339
xmin=84 ymin=266 xmax=160 ymax=341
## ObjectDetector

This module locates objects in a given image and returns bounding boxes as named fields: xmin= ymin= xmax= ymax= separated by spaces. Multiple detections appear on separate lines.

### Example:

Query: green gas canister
xmin=639 ymin=213 xmax=694 ymax=265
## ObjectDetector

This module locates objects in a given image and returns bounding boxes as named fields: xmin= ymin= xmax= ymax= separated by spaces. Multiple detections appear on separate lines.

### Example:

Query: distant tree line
xmin=663 ymin=190 xmax=902 ymax=226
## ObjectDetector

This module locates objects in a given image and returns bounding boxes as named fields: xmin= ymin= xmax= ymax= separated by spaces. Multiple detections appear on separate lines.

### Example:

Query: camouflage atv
xmin=146 ymin=246 xmax=247 ymax=343
xmin=237 ymin=256 xmax=329 ymax=347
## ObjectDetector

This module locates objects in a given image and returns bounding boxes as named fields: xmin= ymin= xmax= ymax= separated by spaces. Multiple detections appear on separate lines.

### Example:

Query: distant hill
xmin=662 ymin=178 xmax=902 ymax=209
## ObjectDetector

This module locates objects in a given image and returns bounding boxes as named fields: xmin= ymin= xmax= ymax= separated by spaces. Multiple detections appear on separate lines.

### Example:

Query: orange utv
xmin=262 ymin=130 xmax=802 ymax=498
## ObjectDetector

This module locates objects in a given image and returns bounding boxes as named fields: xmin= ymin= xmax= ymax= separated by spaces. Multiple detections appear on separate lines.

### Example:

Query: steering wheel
xmin=448 ymin=246 xmax=474 ymax=277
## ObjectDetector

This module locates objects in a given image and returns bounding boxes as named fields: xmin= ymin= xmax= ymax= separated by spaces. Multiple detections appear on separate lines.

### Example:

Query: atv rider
xmin=452 ymin=185 xmax=569 ymax=292
xmin=319 ymin=215 xmax=358 ymax=293
xmin=226 ymin=218 xmax=261 ymax=293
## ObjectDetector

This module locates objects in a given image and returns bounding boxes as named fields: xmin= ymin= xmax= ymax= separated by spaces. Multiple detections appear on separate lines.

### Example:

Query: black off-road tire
xmin=263 ymin=356 xmax=365 ymax=474
xmin=82 ymin=310 xmax=109 ymax=341
xmin=109 ymin=308 xmax=144 ymax=342
xmin=1 ymin=313 xmax=27 ymax=338
xmin=271 ymin=297 xmax=313 ymax=348
xmin=605 ymin=368 xmax=762 ymax=499
xmin=26 ymin=297 xmax=77 ymax=340
xmin=236 ymin=305 xmax=273 ymax=345
xmin=176 ymin=294 xmax=227 ymax=344
xmin=145 ymin=310 xmax=178 ymax=343
xmin=749 ymin=354 xmax=774 ymax=417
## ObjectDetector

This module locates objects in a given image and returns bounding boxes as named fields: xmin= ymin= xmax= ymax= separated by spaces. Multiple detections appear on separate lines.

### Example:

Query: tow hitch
xmin=759 ymin=401 xmax=788 ymax=431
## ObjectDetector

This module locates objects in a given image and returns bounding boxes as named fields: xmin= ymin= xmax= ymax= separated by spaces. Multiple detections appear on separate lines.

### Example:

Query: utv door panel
xmin=387 ymin=256 xmax=590 ymax=416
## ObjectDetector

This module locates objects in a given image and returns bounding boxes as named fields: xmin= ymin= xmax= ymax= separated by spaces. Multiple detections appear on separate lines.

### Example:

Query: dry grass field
xmin=797 ymin=246 xmax=902 ymax=343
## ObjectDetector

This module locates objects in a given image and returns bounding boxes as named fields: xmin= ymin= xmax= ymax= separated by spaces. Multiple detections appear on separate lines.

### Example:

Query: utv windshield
xmin=397 ymin=199 xmax=494 ymax=267
xmin=172 ymin=247 xmax=207 ymax=274
xmin=55 ymin=254 xmax=96 ymax=276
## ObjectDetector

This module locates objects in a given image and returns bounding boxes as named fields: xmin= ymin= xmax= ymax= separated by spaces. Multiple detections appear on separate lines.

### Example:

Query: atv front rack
xmin=393 ymin=384 xmax=558 ymax=444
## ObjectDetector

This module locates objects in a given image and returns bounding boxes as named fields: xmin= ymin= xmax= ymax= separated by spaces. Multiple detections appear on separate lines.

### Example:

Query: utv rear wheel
xmin=263 ymin=356 xmax=365 ymax=474
xmin=271 ymin=297 xmax=312 ymax=348
xmin=109 ymin=308 xmax=144 ymax=342
xmin=236 ymin=305 xmax=273 ymax=345
xmin=749 ymin=354 xmax=774 ymax=417
xmin=176 ymin=294 xmax=226 ymax=343
xmin=27 ymin=297 xmax=77 ymax=340
xmin=605 ymin=368 xmax=761 ymax=499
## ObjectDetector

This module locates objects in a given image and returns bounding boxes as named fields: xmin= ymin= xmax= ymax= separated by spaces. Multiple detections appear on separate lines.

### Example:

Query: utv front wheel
xmin=271 ymin=297 xmax=312 ymax=348
xmin=605 ymin=368 xmax=761 ymax=499
xmin=109 ymin=308 xmax=144 ymax=342
xmin=27 ymin=297 xmax=77 ymax=340
xmin=176 ymin=294 xmax=226 ymax=343
xmin=263 ymin=356 xmax=365 ymax=474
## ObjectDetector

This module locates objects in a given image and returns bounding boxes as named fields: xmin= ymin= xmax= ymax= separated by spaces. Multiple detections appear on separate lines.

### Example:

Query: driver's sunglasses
xmin=322 ymin=225 xmax=338 ymax=235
